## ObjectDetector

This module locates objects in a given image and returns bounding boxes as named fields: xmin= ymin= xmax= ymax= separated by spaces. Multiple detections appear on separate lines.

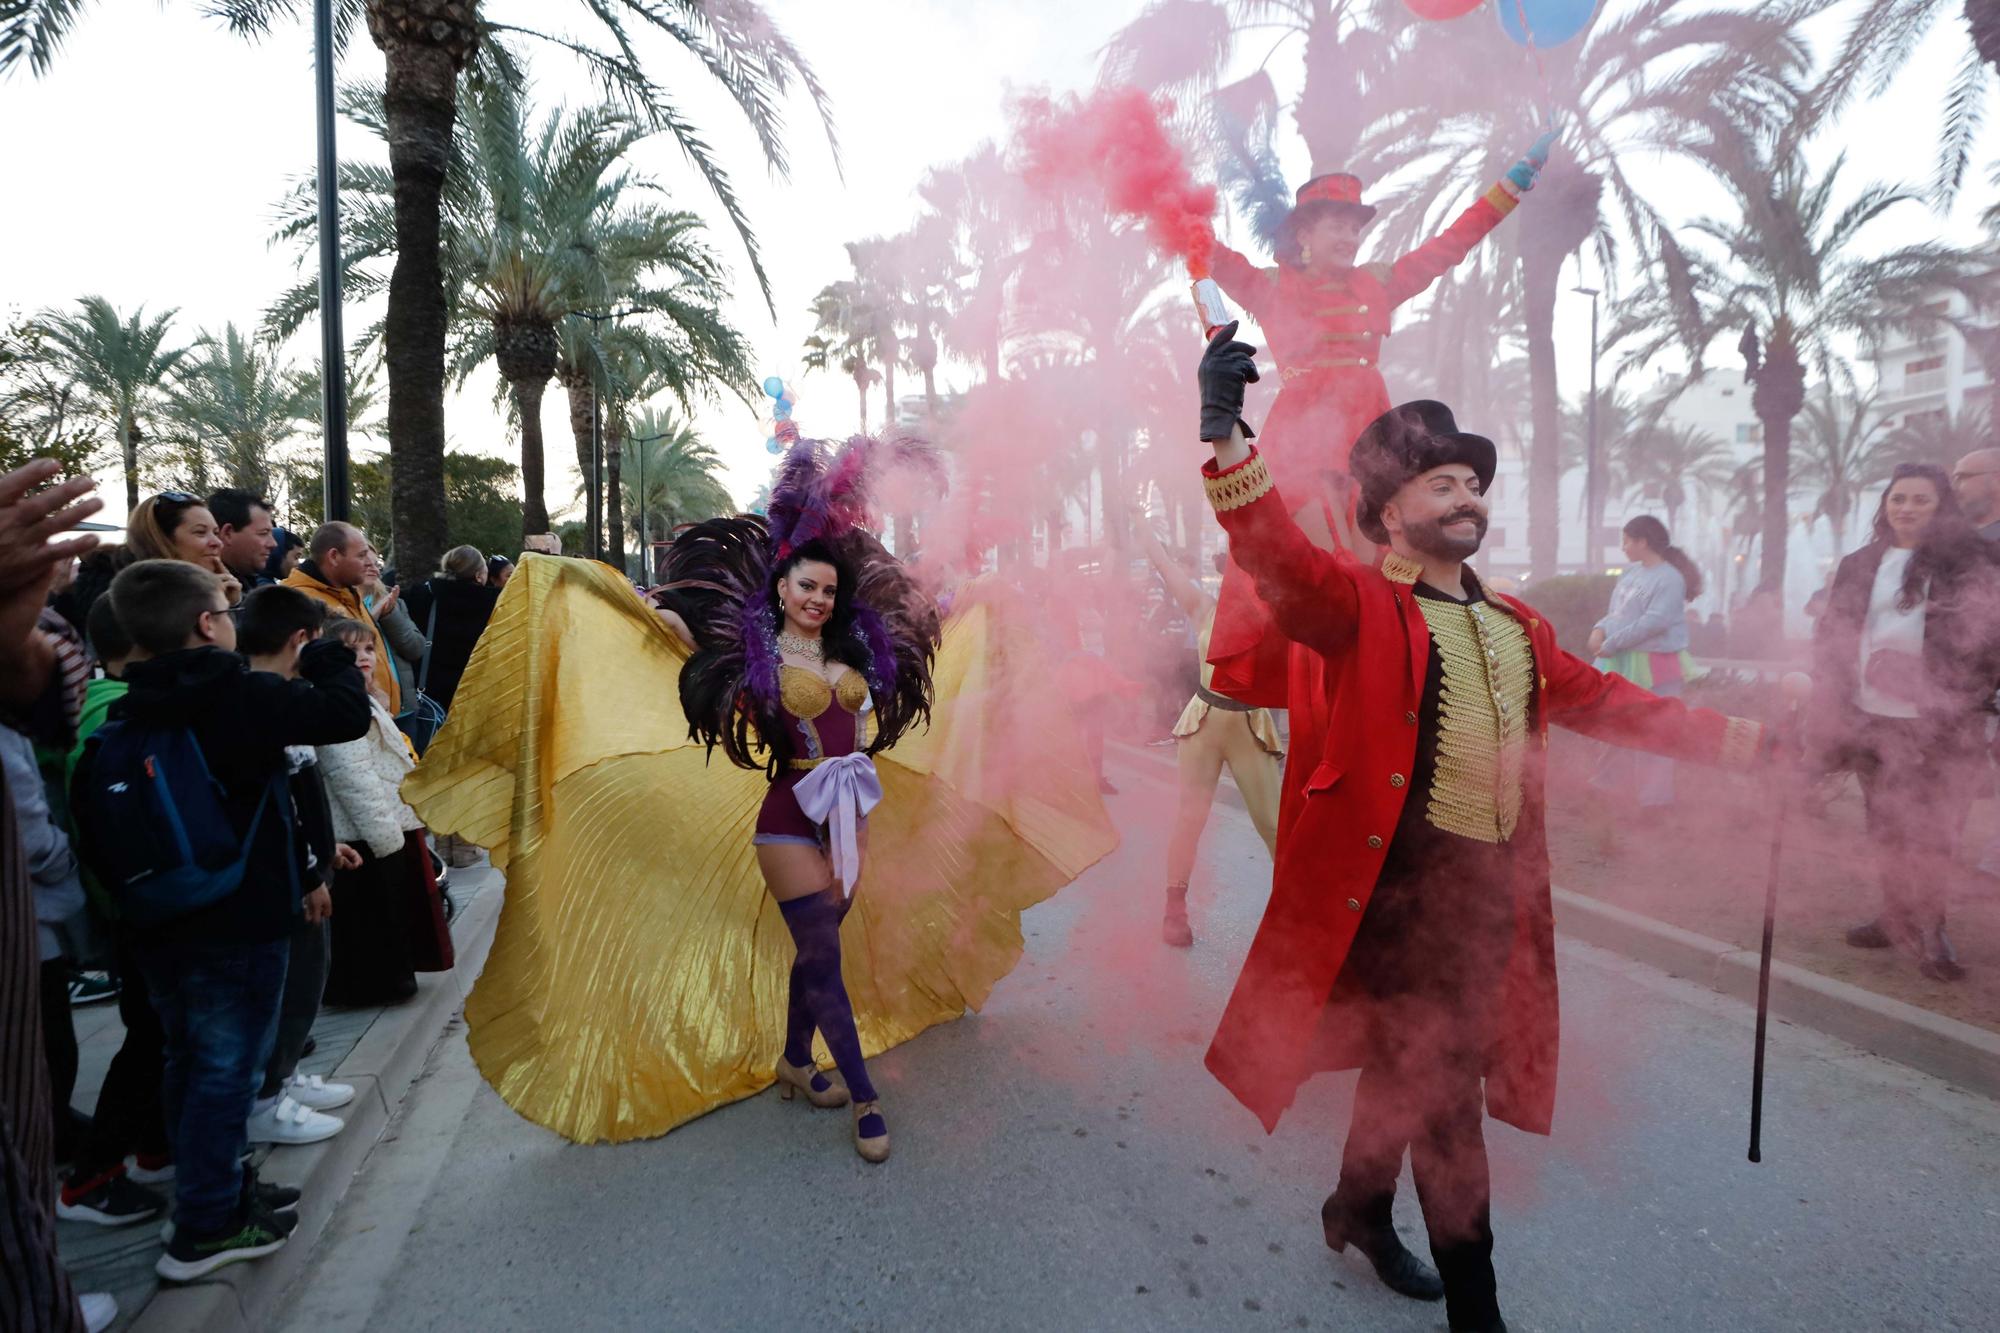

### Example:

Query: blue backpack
xmin=74 ymin=721 xmax=285 ymax=927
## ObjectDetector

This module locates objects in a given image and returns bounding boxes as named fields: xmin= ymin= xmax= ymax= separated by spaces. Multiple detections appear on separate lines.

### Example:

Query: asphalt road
xmin=276 ymin=761 xmax=2000 ymax=1332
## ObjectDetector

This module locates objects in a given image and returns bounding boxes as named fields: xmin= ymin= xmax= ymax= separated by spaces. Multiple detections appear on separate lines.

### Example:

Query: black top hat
xmin=1350 ymin=401 xmax=1497 ymax=544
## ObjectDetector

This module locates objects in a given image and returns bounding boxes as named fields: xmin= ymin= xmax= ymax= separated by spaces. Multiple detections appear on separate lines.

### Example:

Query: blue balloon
xmin=762 ymin=375 xmax=785 ymax=397
xmin=1496 ymin=0 xmax=1600 ymax=48
xmin=766 ymin=436 xmax=782 ymax=454
xmin=774 ymin=403 xmax=791 ymax=420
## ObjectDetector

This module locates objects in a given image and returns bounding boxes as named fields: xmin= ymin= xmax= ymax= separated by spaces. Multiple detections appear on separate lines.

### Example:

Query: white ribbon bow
xmin=791 ymin=752 xmax=882 ymax=896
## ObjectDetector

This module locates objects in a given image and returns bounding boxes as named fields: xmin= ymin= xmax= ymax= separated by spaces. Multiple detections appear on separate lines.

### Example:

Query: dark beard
xmin=1404 ymin=509 xmax=1488 ymax=561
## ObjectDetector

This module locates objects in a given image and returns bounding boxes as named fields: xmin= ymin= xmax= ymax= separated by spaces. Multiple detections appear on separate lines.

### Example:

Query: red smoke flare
xmin=1015 ymin=86 xmax=1218 ymax=278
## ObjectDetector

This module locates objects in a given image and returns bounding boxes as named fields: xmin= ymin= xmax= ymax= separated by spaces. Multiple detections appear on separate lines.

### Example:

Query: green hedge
xmin=1518 ymin=573 xmax=1617 ymax=655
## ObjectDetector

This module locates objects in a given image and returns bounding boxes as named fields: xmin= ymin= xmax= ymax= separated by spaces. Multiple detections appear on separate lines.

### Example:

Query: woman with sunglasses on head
xmin=124 ymin=492 xmax=241 ymax=607
xmin=1811 ymin=462 xmax=2000 ymax=981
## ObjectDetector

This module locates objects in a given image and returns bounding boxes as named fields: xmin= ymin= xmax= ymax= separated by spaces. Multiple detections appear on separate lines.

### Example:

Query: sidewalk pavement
xmin=56 ymin=859 xmax=505 ymax=1333
xmin=1106 ymin=740 xmax=2000 ymax=1104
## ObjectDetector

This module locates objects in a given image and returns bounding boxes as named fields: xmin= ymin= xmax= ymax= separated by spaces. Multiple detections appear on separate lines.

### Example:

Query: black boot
xmin=1434 ymin=1238 xmax=1504 ymax=1332
xmin=1162 ymin=883 xmax=1193 ymax=948
xmin=1320 ymin=1192 xmax=1444 ymax=1302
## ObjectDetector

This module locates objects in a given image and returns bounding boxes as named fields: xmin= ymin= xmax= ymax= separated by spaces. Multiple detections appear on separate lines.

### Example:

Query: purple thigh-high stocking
xmin=778 ymin=888 xmax=877 ymax=1105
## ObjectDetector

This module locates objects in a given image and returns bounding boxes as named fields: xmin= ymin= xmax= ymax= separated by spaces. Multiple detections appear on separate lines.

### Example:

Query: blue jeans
xmin=137 ymin=939 xmax=287 ymax=1235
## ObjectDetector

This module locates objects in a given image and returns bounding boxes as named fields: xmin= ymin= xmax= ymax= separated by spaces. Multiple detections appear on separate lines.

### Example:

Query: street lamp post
xmin=565 ymin=306 xmax=652 ymax=563
xmin=313 ymin=0 xmax=349 ymax=522
xmin=627 ymin=430 xmax=673 ymax=584
xmin=1573 ymin=283 xmax=1601 ymax=569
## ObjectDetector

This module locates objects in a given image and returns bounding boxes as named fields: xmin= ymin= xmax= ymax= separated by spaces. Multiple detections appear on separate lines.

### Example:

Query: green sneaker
xmin=154 ymin=1212 xmax=288 ymax=1282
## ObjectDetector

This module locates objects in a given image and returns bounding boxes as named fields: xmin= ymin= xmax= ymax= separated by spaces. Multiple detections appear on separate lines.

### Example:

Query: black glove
xmin=1198 ymin=320 xmax=1260 ymax=443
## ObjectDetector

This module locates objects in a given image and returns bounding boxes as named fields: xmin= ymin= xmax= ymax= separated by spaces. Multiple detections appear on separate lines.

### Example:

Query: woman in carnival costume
xmin=403 ymin=430 xmax=1117 ymax=1156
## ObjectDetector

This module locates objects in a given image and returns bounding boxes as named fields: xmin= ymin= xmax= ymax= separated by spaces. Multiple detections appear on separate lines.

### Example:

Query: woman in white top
xmin=1810 ymin=463 xmax=2000 ymax=981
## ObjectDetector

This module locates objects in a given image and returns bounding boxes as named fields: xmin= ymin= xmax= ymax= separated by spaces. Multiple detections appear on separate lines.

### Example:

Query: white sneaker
xmin=79 ymin=1292 xmax=117 ymax=1333
xmin=284 ymin=1072 xmax=356 ymax=1111
xmin=245 ymin=1095 xmax=343 ymax=1146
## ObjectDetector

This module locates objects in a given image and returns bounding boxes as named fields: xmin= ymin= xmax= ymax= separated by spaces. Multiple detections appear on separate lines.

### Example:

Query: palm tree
xmin=12 ymin=0 xmax=835 ymax=577
xmin=1796 ymin=386 xmax=1893 ymax=550
xmin=1886 ymin=401 xmax=1993 ymax=472
xmin=0 ymin=316 xmax=100 ymax=477
xmin=1807 ymin=0 xmax=2000 ymax=205
xmin=917 ymin=143 xmax=1029 ymax=385
xmin=1617 ymin=419 xmax=1735 ymax=536
xmin=32 ymin=296 xmax=187 ymax=510
xmin=620 ymin=409 xmax=733 ymax=542
xmin=803 ymin=280 xmax=884 ymax=431
xmin=163 ymin=323 xmax=318 ymax=497
xmin=1619 ymin=109 xmax=1982 ymax=592
xmin=1355 ymin=2 xmax=1814 ymax=580
xmin=1099 ymin=1 xmax=1399 ymax=183
xmin=279 ymin=72 xmax=751 ymax=542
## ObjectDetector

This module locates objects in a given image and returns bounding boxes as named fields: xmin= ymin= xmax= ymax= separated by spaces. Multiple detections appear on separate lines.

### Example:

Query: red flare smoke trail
xmin=1015 ymin=86 xmax=1218 ymax=278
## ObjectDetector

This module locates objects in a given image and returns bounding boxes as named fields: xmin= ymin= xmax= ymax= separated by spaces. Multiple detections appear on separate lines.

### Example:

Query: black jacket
xmin=81 ymin=641 xmax=371 ymax=949
xmin=1811 ymin=538 xmax=2000 ymax=760
xmin=402 ymin=577 xmax=500 ymax=709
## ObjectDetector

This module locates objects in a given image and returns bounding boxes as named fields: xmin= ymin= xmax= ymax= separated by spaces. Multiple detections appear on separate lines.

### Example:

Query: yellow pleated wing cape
xmin=402 ymin=556 xmax=1117 ymax=1143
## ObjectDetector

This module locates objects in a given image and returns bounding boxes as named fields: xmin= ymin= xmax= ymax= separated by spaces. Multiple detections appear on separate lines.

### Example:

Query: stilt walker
xmin=1191 ymin=325 xmax=1779 ymax=1331
xmin=1204 ymin=132 xmax=1554 ymax=706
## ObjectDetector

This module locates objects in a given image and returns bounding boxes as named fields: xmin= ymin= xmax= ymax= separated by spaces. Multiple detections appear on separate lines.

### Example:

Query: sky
xmin=1 ymin=0 xmax=1993 ymax=526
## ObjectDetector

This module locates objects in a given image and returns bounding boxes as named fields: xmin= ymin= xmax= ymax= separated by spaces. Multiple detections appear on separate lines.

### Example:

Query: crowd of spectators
xmin=1 ymin=462 xmax=506 ymax=1326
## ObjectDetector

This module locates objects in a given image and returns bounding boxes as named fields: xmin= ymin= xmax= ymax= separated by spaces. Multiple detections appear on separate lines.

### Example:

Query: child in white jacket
xmin=316 ymin=620 xmax=427 ymax=1006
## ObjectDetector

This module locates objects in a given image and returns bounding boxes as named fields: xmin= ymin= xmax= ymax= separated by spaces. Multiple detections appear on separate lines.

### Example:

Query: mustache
xmin=1441 ymin=508 xmax=1486 ymax=527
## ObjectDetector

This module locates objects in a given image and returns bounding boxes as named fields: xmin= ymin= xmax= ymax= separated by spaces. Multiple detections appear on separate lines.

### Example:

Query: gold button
xmin=1358 ymin=305 xmax=1369 ymax=314
xmin=1389 ymin=773 xmax=1406 ymax=788
xmin=1404 ymin=711 xmax=1416 ymax=725
xmin=1346 ymin=898 xmax=1362 ymax=912
xmin=1358 ymin=356 xmax=1370 ymax=366
xmin=1367 ymin=835 xmax=1383 ymax=849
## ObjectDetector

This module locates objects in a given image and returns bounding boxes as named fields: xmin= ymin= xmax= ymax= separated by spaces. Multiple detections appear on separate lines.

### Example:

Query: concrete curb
xmin=132 ymin=869 xmax=503 ymax=1333
xmin=1107 ymin=742 xmax=2000 ymax=1102
xmin=1553 ymin=888 xmax=2000 ymax=1101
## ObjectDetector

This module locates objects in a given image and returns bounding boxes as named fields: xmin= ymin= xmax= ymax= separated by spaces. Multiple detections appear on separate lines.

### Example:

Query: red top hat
xmin=1292 ymin=173 xmax=1377 ymax=224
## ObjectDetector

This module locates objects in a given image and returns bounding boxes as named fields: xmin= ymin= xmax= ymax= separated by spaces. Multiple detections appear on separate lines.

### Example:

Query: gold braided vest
xmin=1414 ymin=596 xmax=1535 ymax=842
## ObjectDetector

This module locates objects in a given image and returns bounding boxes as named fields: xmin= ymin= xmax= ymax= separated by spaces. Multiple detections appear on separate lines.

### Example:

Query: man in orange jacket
xmin=282 ymin=523 xmax=400 ymax=713
xmin=1206 ymin=132 xmax=1554 ymax=707
xmin=1193 ymin=325 xmax=1772 ymax=1332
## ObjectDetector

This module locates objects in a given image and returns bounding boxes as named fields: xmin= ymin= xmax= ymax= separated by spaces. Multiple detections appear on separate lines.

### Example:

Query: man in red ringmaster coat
xmin=1205 ymin=131 xmax=1556 ymax=707
xmin=1191 ymin=325 xmax=1772 ymax=1333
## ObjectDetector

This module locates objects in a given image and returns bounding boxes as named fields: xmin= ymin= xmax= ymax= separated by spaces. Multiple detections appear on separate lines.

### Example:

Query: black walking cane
xmin=1748 ymin=671 xmax=1813 ymax=1164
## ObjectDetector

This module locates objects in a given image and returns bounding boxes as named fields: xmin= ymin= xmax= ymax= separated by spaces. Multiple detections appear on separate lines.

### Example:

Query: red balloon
xmin=1404 ymin=0 xmax=1484 ymax=17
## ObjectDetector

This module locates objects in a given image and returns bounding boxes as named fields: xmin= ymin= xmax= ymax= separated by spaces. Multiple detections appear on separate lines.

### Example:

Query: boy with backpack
xmin=235 ymin=585 xmax=360 ymax=1146
xmin=71 ymin=560 xmax=370 ymax=1282
xmin=57 ymin=596 xmax=174 ymax=1227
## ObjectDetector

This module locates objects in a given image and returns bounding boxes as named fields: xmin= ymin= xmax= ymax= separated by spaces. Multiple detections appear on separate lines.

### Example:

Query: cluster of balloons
xmin=1401 ymin=0 xmax=1601 ymax=47
xmin=762 ymin=375 xmax=800 ymax=454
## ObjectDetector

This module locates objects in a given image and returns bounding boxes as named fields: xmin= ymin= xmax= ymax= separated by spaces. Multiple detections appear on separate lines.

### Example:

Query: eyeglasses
xmin=154 ymin=490 xmax=197 ymax=504
xmin=1951 ymin=469 xmax=2000 ymax=484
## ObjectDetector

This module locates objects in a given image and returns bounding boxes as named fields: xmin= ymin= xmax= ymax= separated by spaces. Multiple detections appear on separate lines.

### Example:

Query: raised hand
xmin=1198 ymin=320 xmax=1261 ymax=444
xmin=0 ymin=460 xmax=102 ymax=654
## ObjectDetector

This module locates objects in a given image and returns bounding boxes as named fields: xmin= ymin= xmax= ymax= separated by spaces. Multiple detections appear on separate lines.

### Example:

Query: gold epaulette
xmin=1204 ymin=452 xmax=1275 ymax=513
xmin=1379 ymin=551 xmax=1422 ymax=585
xmin=1719 ymin=716 xmax=1763 ymax=770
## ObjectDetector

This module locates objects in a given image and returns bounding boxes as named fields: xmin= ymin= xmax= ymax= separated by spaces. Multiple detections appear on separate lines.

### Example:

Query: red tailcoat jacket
xmin=1199 ymin=448 xmax=1765 ymax=1136
xmin=1206 ymin=181 xmax=1525 ymax=708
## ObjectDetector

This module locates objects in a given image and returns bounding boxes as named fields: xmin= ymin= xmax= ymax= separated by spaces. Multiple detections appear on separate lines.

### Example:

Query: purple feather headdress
xmin=662 ymin=427 xmax=945 ymax=773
